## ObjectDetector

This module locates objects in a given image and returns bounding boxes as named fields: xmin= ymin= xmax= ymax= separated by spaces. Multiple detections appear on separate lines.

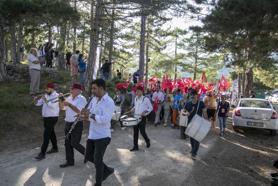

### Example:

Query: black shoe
xmin=271 ymin=173 xmax=278 ymax=177
xmin=35 ymin=153 xmax=45 ymax=161
xmin=59 ymin=162 xmax=74 ymax=168
xmin=103 ymin=167 xmax=114 ymax=181
xmin=46 ymin=148 xmax=58 ymax=154
xmin=146 ymin=141 xmax=151 ymax=148
xmin=130 ymin=147 xmax=139 ymax=152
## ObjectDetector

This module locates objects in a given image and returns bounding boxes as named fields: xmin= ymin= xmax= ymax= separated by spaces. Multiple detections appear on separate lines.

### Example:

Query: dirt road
xmin=0 ymin=119 xmax=277 ymax=186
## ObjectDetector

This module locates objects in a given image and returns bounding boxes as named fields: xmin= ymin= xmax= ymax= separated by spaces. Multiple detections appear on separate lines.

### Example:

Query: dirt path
xmin=0 ymin=119 xmax=277 ymax=186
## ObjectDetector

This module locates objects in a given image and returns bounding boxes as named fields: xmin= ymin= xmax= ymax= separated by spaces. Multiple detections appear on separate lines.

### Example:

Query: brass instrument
xmin=47 ymin=93 xmax=71 ymax=103
xmin=33 ymin=92 xmax=71 ymax=103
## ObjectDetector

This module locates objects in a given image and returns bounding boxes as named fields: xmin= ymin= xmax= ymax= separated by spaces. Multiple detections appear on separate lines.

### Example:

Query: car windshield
xmin=239 ymin=100 xmax=271 ymax=108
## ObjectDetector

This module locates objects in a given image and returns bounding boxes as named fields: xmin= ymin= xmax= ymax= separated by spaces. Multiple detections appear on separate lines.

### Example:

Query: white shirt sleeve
xmin=76 ymin=97 xmax=87 ymax=111
xmin=93 ymin=99 xmax=115 ymax=124
xmin=36 ymin=98 xmax=44 ymax=106
xmin=152 ymin=92 xmax=156 ymax=101
xmin=144 ymin=98 xmax=153 ymax=115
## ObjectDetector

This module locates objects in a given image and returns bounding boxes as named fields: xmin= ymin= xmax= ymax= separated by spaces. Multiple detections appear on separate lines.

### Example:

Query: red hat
xmin=136 ymin=85 xmax=144 ymax=92
xmin=47 ymin=83 xmax=55 ymax=89
xmin=71 ymin=83 xmax=82 ymax=90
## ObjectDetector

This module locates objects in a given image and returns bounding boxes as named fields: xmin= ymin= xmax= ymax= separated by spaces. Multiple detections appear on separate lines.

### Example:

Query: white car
xmin=232 ymin=98 xmax=278 ymax=135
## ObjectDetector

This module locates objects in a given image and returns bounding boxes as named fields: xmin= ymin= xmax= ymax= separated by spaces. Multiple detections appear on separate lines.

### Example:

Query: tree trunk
xmin=145 ymin=21 xmax=149 ymax=89
xmin=244 ymin=67 xmax=253 ymax=97
xmin=81 ymin=21 xmax=86 ymax=53
xmin=17 ymin=21 xmax=23 ymax=63
xmin=10 ymin=24 xmax=17 ymax=65
xmin=4 ymin=37 xmax=8 ymax=63
xmin=48 ymin=24 xmax=52 ymax=44
xmin=0 ymin=18 xmax=7 ymax=81
xmin=87 ymin=0 xmax=102 ymax=88
xmin=73 ymin=0 xmax=77 ymax=52
xmin=242 ymin=67 xmax=246 ymax=97
xmin=193 ymin=32 xmax=199 ymax=80
xmin=97 ymin=32 xmax=104 ymax=77
xmin=31 ymin=30 xmax=36 ymax=47
xmin=58 ymin=24 xmax=67 ymax=70
xmin=65 ymin=23 xmax=70 ymax=49
xmin=238 ymin=72 xmax=242 ymax=96
xmin=139 ymin=14 xmax=147 ymax=82
xmin=174 ymin=35 xmax=178 ymax=82
xmin=108 ymin=3 xmax=115 ymax=80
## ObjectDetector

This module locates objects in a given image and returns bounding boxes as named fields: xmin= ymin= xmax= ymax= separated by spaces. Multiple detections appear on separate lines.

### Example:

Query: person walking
xmin=78 ymin=54 xmax=87 ymax=87
xmin=217 ymin=95 xmax=230 ymax=136
xmin=129 ymin=86 xmax=152 ymax=151
xmin=59 ymin=83 xmax=87 ymax=168
xmin=28 ymin=48 xmax=41 ymax=96
xmin=152 ymin=86 xmax=165 ymax=126
xmin=204 ymin=90 xmax=217 ymax=129
xmin=163 ymin=96 xmax=172 ymax=127
xmin=184 ymin=89 xmax=206 ymax=160
xmin=172 ymin=89 xmax=183 ymax=128
xmin=82 ymin=79 xmax=115 ymax=186
xmin=34 ymin=83 xmax=60 ymax=160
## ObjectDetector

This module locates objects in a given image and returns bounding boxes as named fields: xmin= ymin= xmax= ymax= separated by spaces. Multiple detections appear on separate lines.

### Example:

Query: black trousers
xmin=41 ymin=117 xmax=58 ymax=154
xmin=85 ymin=138 xmax=112 ymax=186
xmin=133 ymin=116 xmax=150 ymax=148
xmin=64 ymin=121 xmax=85 ymax=164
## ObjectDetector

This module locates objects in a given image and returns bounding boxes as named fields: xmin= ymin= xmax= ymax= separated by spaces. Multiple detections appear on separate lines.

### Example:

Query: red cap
xmin=136 ymin=85 xmax=144 ymax=92
xmin=47 ymin=83 xmax=55 ymax=89
xmin=71 ymin=83 xmax=82 ymax=90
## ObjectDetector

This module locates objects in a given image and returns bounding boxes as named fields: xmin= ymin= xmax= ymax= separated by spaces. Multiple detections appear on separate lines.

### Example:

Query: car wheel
xmin=270 ymin=130 xmax=277 ymax=136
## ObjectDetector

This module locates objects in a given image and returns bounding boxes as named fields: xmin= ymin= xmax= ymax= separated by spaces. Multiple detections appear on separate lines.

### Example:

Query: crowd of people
xmin=114 ymin=85 xmax=230 ymax=136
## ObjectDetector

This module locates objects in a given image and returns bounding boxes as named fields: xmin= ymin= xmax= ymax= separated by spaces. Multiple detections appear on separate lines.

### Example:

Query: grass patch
xmin=0 ymin=81 xmax=34 ymax=112
xmin=0 ymin=70 xmax=71 ymax=112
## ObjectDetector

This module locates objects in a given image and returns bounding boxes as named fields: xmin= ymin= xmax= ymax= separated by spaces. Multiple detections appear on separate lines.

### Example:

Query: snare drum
xmin=121 ymin=116 xmax=142 ymax=127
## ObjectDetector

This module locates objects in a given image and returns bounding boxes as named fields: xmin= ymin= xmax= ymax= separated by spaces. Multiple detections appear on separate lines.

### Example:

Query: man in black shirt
xmin=100 ymin=60 xmax=112 ymax=80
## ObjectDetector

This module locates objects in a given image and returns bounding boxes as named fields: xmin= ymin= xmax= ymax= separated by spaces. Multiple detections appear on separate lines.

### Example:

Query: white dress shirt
xmin=152 ymin=91 xmax=165 ymax=102
xmin=134 ymin=96 xmax=153 ymax=116
xmin=28 ymin=54 xmax=41 ymax=70
xmin=36 ymin=91 xmax=60 ymax=117
xmin=65 ymin=94 xmax=87 ymax=122
xmin=88 ymin=94 xmax=115 ymax=140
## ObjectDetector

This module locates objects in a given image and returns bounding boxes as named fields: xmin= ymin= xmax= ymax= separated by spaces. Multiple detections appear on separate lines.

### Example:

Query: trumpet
xmin=47 ymin=93 xmax=71 ymax=103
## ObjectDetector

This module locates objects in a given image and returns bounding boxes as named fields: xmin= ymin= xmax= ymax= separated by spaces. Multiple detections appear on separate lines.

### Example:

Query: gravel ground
xmin=0 ymin=118 xmax=277 ymax=186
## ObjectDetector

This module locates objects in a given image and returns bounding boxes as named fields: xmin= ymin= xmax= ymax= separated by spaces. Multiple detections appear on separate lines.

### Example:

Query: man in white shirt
xmin=81 ymin=79 xmax=115 ymax=186
xmin=28 ymin=48 xmax=41 ymax=95
xmin=59 ymin=83 xmax=87 ymax=168
xmin=152 ymin=86 xmax=165 ymax=125
xmin=34 ymin=83 xmax=60 ymax=160
xmin=129 ymin=85 xmax=153 ymax=151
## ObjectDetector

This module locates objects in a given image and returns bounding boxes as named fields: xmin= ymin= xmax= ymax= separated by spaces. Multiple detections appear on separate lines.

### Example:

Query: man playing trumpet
xmin=34 ymin=83 xmax=60 ymax=160
xmin=59 ymin=83 xmax=87 ymax=168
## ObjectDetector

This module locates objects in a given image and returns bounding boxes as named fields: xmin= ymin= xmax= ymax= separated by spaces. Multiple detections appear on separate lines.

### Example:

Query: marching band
xmin=33 ymin=78 xmax=214 ymax=186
